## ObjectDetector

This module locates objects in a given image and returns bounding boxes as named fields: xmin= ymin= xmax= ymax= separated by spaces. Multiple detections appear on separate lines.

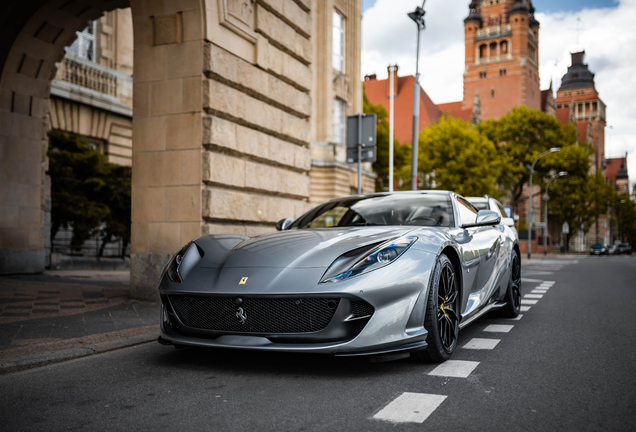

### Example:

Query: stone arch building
xmin=0 ymin=0 xmax=372 ymax=299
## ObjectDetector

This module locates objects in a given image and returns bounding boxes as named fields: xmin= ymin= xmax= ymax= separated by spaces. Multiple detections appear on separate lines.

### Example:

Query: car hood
xmin=195 ymin=227 xmax=418 ymax=269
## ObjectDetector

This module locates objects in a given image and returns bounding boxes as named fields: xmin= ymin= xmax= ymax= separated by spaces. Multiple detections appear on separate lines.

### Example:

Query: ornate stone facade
xmin=0 ymin=0 xmax=366 ymax=300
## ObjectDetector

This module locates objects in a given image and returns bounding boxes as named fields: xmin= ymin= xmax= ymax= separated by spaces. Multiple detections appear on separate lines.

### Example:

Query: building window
xmin=479 ymin=44 xmax=487 ymax=59
xmin=332 ymin=10 xmax=345 ymax=72
xmin=333 ymin=98 xmax=346 ymax=145
xmin=479 ymin=71 xmax=488 ymax=79
xmin=500 ymin=40 xmax=508 ymax=54
xmin=490 ymin=42 xmax=498 ymax=56
xmin=66 ymin=21 xmax=96 ymax=62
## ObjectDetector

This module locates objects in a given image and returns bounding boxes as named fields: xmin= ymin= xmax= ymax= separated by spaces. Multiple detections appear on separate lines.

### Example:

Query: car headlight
xmin=165 ymin=241 xmax=203 ymax=283
xmin=320 ymin=236 xmax=418 ymax=283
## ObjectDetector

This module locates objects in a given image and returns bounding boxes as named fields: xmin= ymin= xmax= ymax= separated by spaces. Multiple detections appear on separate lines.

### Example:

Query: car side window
xmin=456 ymin=197 xmax=478 ymax=226
xmin=490 ymin=199 xmax=506 ymax=217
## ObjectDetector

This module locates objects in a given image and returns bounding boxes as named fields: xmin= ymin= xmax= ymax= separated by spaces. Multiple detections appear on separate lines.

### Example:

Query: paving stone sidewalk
xmin=0 ymin=270 xmax=159 ymax=362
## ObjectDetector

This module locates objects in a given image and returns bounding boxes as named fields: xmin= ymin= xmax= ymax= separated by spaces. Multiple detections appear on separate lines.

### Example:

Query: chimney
xmin=386 ymin=65 xmax=399 ymax=99
xmin=572 ymin=51 xmax=585 ymax=65
xmin=364 ymin=74 xmax=377 ymax=81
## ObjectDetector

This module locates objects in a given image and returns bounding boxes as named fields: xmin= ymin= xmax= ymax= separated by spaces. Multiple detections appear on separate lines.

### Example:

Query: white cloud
xmin=363 ymin=0 xmax=636 ymax=188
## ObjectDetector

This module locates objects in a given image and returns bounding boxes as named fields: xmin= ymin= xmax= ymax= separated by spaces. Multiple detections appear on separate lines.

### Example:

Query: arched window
xmin=500 ymin=40 xmax=508 ymax=54
xmin=480 ymin=44 xmax=487 ymax=58
xmin=490 ymin=42 xmax=498 ymax=56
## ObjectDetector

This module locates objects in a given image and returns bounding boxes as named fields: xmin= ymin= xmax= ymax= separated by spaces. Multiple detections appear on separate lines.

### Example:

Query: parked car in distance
xmin=466 ymin=195 xmax=517 ymax=239
xmin=617 ymin=243 xmax=632 ymax=255
xmin=590 ymin=244 xmax=608 ymax=255
xmin=607 ymin=244 xmax=618 ymax=255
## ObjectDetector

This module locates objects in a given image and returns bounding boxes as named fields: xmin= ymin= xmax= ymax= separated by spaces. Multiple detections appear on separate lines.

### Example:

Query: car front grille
xmin=168 ymin=296 xmax=340 ymax=334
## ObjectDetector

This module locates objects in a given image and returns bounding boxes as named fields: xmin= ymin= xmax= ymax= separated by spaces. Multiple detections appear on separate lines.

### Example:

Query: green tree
xmin=477 ymin=106 xmax=578 ymax=207
xmin=48 ymin=130 xmax=132 ymax=256
xmin=364 ymin=87 xmax=409 ymax=191
xmin=613 ymin=190 xmax=636 ymax=244
xmin=48 ymin=130 xmax=110 ymax=252
xmin=418 ymin=116 xmax=506 ymax=198
xmin=544 ymin=145 xmax=614 ymax=239
xmin=99 ymin=165 xmax=132 ymax=257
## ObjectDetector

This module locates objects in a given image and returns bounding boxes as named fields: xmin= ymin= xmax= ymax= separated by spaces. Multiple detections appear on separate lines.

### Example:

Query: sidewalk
xmin=0 ymin=270 xmax=159 ymax=374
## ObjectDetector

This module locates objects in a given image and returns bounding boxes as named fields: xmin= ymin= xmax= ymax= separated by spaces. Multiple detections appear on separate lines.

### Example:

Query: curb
xmin=0 ymin=331 xmax=159 ymax=375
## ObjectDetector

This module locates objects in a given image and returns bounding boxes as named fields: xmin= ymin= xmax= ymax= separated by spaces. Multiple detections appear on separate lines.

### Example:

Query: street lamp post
xmin=544 ymin=171 xmax=568 ymax=256
xmin=528 ymin=147 xmax=560 ymax=259
xmin=408 ymin=1 xmax=426 ymax=191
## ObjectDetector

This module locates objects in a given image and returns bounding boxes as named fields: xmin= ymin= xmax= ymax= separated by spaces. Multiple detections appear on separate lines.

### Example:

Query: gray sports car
xmin=157 ymin=191 xmax=521 ymax=362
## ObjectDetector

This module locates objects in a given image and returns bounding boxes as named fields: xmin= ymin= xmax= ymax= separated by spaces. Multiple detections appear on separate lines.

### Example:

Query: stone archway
xmin=0 ymin=0 xmax=315 ymax=300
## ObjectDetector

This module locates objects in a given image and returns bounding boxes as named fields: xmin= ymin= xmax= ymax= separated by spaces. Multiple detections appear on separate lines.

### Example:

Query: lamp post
xmin=408 ymin=1 xmax=426 ymax=191
xmin=528 ymin=147 xmax=560 ymax=259
xmin=544 ymin=171 xmax=567 ymax=256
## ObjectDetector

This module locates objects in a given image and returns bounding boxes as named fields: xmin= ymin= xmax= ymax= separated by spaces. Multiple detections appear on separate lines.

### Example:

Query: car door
xmin=456 ymin=197 xmax=501 ymax=308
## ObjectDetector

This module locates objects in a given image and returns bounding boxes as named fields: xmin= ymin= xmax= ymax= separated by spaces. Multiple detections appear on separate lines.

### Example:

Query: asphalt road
xmin=2 ymin=255 xmax=635 ymax=431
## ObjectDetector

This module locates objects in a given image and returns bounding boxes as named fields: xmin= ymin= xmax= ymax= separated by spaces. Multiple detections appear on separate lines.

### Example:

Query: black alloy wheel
xmin=498 ymin=252 xmax=521 ymax=318
xmin=413 ymin=253 xmax=459 ymax=363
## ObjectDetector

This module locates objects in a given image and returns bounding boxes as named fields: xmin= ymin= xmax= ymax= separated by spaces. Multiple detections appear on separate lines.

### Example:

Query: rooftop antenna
xmin=568 ymin=16 xmax=586 ymax=48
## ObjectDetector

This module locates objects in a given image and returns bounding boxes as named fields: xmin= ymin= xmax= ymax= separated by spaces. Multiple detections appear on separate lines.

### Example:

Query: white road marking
xmin=483 ymin=324 xmax=514 ymax=333
xmin=429 ymin=360 xmax=480 ymax=378
xmin=521 ymin=278 xmax=544 ymax=283
xmin=463 ymin=338 xmax=501 ymax=350
xmin=373 ymin=392 xmax=447 ymax=423
xmin=531 ymin=289 xmax=548 ymax=294
xmin=540 ymin=281 xmax=555 ymax=285
xmin=520 ymin=306 xmax=531 ymax=312
xmin=524 ymin=294 xmax=544 ymax=299
xmin=521 ymin=299 xmax=538 ymax=305
xmin=504 ymin=314 xmax=523 ymax=320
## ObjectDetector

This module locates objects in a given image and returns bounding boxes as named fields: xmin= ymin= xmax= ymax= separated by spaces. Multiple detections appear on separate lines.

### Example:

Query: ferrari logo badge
xmin=239 ymin=277 xmax=248 ymax=285
xmin=236 ymin=307 xmax=247 ymax=324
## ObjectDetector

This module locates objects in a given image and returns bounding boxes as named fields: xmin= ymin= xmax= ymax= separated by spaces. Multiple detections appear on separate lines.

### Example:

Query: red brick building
xmin=365 ymin=0 xmax=613 ymax=250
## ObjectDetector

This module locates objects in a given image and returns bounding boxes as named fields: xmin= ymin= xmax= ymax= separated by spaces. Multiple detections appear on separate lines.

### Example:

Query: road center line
xmin=524 ymin=294 xmax=543 ymax=299
xmin=520 ymin=305 xmax=531 ymax=312
xmin=483 ymin=324 xmax=514 ymax=333
xmin=531 ymin=290 xmax=548 ymax=294
xmin=521 ymin=299 xmax=538 ymax=305
xmin=463 ymin=338 xmax=501 ymax=349
xmin=429 ymin=360 xmax=480 ymax=378
xmin=373 ymin=392 xmax=447 ymax=423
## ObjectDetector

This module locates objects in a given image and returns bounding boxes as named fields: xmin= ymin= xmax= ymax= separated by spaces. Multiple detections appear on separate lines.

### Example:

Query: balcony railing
xmin=59 ymin=57 xmax=117 ymax=97
xmin=476 ymin=24 xmax=511 ymax=38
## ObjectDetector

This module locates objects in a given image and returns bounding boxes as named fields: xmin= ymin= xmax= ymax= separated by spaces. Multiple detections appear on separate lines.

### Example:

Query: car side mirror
xmin=276 ymin=218 xmax=292 ymax=231
xmin=462 ymin=210 xmax=501 ymax=228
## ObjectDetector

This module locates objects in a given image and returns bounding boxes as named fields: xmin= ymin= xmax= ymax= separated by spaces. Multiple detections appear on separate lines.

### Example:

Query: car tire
xmin=497 ymin=251 xmax=521 ymax=318
xmin=413 ymin=253 xmax=459 ymax=363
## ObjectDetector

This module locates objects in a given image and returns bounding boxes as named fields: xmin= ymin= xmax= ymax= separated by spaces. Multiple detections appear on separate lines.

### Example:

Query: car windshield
xmin=290 ymin=193 xmax=455 ymax=229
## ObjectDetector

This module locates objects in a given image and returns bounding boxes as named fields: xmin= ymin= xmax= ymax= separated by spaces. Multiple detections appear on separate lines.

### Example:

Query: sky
xmin=361 ymin=0 xmax=635 ymax=190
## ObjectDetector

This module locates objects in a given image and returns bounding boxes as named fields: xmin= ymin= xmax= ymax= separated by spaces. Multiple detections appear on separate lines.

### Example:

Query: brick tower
xmin=554 ymin=51 xmax=607 ymax=174
xmin=462 ymin=0 xmax=541 ymax=119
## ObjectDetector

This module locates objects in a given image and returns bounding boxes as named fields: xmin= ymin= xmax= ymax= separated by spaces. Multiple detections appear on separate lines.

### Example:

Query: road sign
xmin=346 ymin=147 xmax=376 ymax=164
xmin=346 ymin=113 xmax=377 ymax=194
xmin=346 ymin=114 xmax=376 ymax=149
xmin=562 ymin=221 xmax=570 ymax=234
xmin=504 ymin=206 xmax=513 ymax=218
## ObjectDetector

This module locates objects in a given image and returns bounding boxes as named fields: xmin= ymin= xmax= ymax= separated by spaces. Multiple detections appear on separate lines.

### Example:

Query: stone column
xmin=130 ymin=0 xmax=313 ymax=300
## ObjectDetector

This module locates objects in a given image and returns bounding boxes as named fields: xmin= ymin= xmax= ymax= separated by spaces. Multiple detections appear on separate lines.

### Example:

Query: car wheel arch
xmin=441 ymin=245 xmax=463 ymax=310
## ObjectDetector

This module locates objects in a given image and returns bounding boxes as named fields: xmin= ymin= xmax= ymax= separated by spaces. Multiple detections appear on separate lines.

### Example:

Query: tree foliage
xmin=363 ymin=87 xmax=410 ymax=191
xmin=477 ymin=106 xmax=578 ymax=207
xmin=418 ymin=116 xmax=507 ymax=198
xmin=545 ymin=145 xmax=614 ymax=237
xmin=48 ymin=130 xmax=131 ymax=256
